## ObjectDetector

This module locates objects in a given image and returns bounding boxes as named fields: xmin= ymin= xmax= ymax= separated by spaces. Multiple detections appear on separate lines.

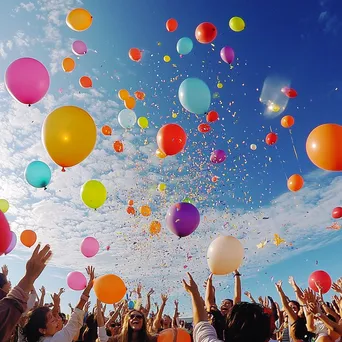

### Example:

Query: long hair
xmin=83 ymin=313 xmax=98 ymax=341
xmin=22 ymin=306 xmax=50 ymax=342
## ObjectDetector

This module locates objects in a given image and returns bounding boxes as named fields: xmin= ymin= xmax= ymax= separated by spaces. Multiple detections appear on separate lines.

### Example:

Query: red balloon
xmin=206 ymin=110 xmax=219 ymax=122
xmin=129 ymin=48 xmax=142 ymax=62
xmin=113 ymin=141 xmax=124 ymax=153
xmin=332 ymin=207 xmax=342 ymax=219
xmin=157 ymin=124 xmax=187 ymax=156
xmin=166 ymin=18 xmax=178 ymax=32
xmin=282 ymin=87 xmax=297 ymax=98
xmin=308 ymin=270 xmax=332 ymax=294
xmin=265 ymin=132 xmax=278 ymax=145
xmin=0 ymin=211 xmax=11 ymax=255
xmin=198 ymin=123 xmax=211 ymax=133
xmin=195 ymin=22 xmax=217 ymax=44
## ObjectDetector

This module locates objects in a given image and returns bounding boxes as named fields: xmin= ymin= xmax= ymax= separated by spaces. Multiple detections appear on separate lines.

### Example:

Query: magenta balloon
xmin=220 ymin=46 xmax=235 ymax=64
xmin=67 ymin=271 xmax=87 ymax=290
xmin=5 ymin=57 xmax=50 ymax=105
xmin=5 ymin=231 xmax=17 ymax=255
xmin=72 ymin=40 xmax=88 ymax=56
xmin=210 ymin=149 xmax=226 ymax=163
xmin=0 ymin=211 xmax=11 ymax=255
xmin=166 ymin=202 xmax=200 ymax=238
xmin=80 ymin=237 xmax=99 ymax=258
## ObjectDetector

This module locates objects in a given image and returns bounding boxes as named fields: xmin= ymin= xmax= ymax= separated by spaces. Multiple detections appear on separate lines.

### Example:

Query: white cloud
xmin=15 ymin=2 xmax=36 ymax=12
xmin=0 ymin=43 xmax=7 ymax=59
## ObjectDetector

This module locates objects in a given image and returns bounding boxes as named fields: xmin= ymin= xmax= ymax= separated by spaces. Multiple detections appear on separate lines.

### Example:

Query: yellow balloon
xmin=156 ymin=149 xmax=167 ymax=159
xmin=66 ymin=8 xmax=92 ymax=32
xmin=229 ymin=16 xmax=245 ymax=32
xmin=42 ymin=106 xmax=97 ymax=171
xmin=62 ymin=57 xmax=75 ymax=72
xmin=81 ymin=180 xmax=107 ymax=209
xmin=158 ymin=183 xmax=166 ymax=191
xmin=217 ymin=82 xmax=223 ymax=89
xmin=0 ymin=199 xmax=9 ymax=213
xmin=163 ymin=55 xmax=171 ymax=63
xmin=118 ymin=89 xmax=129 ymax=101
xmin=137 ymin=117 xmax=148 ymax=129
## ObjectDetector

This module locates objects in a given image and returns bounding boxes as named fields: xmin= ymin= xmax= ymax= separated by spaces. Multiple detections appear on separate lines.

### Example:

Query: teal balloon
xmin=178 ymin=78 xmax=211 ymax=114
xmin=25 ymin=161 xmax=51 ymax=189
xmin=128 ymin=300 xmax=135 ymax=309
xmin=176 ymin=37 xmax=193 ymax=55
xmin=118 ymin=109 xmax=137 ymax=129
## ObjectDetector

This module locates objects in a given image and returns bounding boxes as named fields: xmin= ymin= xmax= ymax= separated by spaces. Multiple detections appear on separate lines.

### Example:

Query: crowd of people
xmin=0 ymin=244 xmax=341 ymax=342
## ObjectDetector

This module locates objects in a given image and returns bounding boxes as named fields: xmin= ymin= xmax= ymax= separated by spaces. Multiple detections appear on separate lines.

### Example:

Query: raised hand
xmin=147 ymin=288 xmax=154 ymax=297
xmin=174 ymin=300 xmax=179 ymax=308
xmin=85 ymin=266 xmax=95 ymax=286
xmin=161 ymin=293 xmax=168 ymax=303
xmin=288 ymin=276 xmax=296 ymax=287
xmin=50 ymin=293 xmax=60 ymax=307
xmin=332 ymin=282 xmax=342 ymax=294
xmin=84 ymin=301 xmax=91 ymax=313
xmin=58 ymin=288 xmax=65 ymax=297
xmin=1 ymin=265 xmax=8 ymax=277
xmin=303 ymin=288 xmax=319 ymax=314
xmin=275 ymin=280 xmax=283 ymax=291
xmin=136 ymin=283 xmax=142 ymax=297
xmin=182 ymin=272 xmax=199 ymax=295
xmin=39 ymin=286 xmax=46 ymax=296
xmin=244 ymin=291 xmax=252 ymax=298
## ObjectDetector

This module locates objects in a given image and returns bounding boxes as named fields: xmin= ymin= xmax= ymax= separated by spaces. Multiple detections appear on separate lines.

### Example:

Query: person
xmin=0 ymin=265 xmax=11 ymax=300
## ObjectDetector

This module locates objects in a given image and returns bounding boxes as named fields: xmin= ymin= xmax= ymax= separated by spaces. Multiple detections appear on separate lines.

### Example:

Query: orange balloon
xmin=134 ymin=91 xmax=145 ymax=100
xmin=118 ymin=89 xmax=129 ymax=101
xmin=140 ymin=205 xmax=151 ymax=217
xmin=101 ymin=125 xmax=112 ymax=136
xmin=124 ymin=96 xmax=136 ymax=110
xmin=128 ymin=199 xmax=134 ymax=206
xmin=129 ymin=48 xmax=142 ymax=62
xmin=20 ymin=230 xmax=37 ymax=248
xmin=149 ymin=221 xmax=161 ymax=235
xmin=166 ymin=18 xmax=178 ymax=32
xmin=281 ymin=115 xmax=295 ymax=128
xmin=158 ymin=328 xmax=191 ymax=342
xmin=113 ymin=140 xmax=124 ymax=153
xmin=79 ymin=76 xmax=92 ymax=88
xmin=62 ymin=57 xmax=75 ymax=72
xmin=127 ymin=206 xmax=135 ymax=215
xmin=306 ymin=124 xmax=342 ymax=171
xmin=287 ymin=174 xmax=304 ymax=192
xmin=93 ymin=274 xmax=126 ymax=304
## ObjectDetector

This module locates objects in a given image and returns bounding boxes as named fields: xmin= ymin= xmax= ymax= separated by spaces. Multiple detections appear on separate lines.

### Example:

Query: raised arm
xmin=233 ymin=270 xmax=241 ymax=305
xmin=75 ymin=266 xmax=95 ymax=311
xmin=105 ymin=302 xmax=124 ymax=329
xmin=152 ymin=293 xmax=168 ymax=332
xmin=38 ymin=286 xmax=45 ymax=307
xmin=244 ymin=291 xmax=256 ymax=303
xmin=205 ymin=274 xmax=216 ymax=310
xmin=172 ymin=300 xmax=179 ymax=328
xmin=144 ymin=288 xmax=154 ymax=315
xmin=275 ymin=280 xmax=298 ymax=324
xmin=288 ymin=276 xmax=305 ymax=306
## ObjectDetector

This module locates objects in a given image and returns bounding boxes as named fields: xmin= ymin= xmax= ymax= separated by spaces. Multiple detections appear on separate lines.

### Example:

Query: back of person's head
xmin=0 ymin=273 xmax=7 ymax=288
xmin=290 ymin=317 xmax=314 ymax=342
xmin=22 ymin=306 xmax=50 ymax=342
xmin=224 ymin=302 xmax=272 ymax=342
xmin=83 ymin=313 xmax=98 ymax=341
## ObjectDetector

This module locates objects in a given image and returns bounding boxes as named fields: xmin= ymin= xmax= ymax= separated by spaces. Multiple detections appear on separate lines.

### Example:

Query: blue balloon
xmin=176 ymin=37 xmax=193 ymax=55
xmin=25 ymin=161 xmax=51 ymax=189
xmin=118 ymin=109 xmax=137 ymax=129
xmin=178 ymin=78 xmax=211 ymax=114
xmin=128 ymin=300 xmax=135 ymax=309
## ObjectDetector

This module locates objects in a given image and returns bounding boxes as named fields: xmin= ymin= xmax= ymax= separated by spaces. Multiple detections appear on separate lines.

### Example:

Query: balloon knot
xmin=28 ymin=104 xmax=31 ymax=107
xmin=44 ymin=187 xmax=47 ymax=191
xmin=61 ymin=167 xmax=66 ymax=172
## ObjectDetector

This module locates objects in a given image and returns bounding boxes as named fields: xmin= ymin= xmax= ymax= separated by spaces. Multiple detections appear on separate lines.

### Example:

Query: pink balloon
xmin=81 ymin=237 xmax=99 ymax=258
xmin=5 ymin=57 xmax=50 ymax=105
xmin=72 ymin=40 xmax=88 ymax=56
xmin=67 ymin=271 xmax=87 ymax=290
xmin=0 ymin=211 xmax=11 ymax=255
xmin=5 ymin=231 xmax=17 ymax=255
xmin=220 ymin=46 xmax=235 ymax=64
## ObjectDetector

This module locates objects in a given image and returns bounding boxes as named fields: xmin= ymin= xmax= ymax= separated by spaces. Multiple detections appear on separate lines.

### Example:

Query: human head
xmin=220 ymin=299 xmax=233 ymax=315
xmin=0 ymin=273 xmax=11 ymax=294
xmin=109 ymin=321 xmax=121 ymax=336
xmin=162 ymin=314 xmax=172 ymax=328
xmin=288 ymin=300 xmax=301 ymax=314
xmin=120 ymin=310 xmax=149 ymax=341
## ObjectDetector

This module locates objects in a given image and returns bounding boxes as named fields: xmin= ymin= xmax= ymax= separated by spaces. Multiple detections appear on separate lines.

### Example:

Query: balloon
xmin=138 ymin=117 xmax=149 ymax=129
xmin=93 ymin=274 xmax=126 ymax=304
xmin=128 ymin=300 xmax=135 ymax=309
xmin=250 ymin=144 xmax=257 ymax=150
xmin=332 ymin=207 xmax=342 ymax=219
xmin=113 ymin=140 xmax=124 ymax=153
xmin=42 ymin=106 xmax=97 ymax=171
xmin=67 ymin=271 xmax=87 ymax=290
xmin=128 ymin=200 xmax=134 ymax=206
xmin=195 ymin=22 xmax=217 ymax=44
xmin=124 ymin=96 xmax=136 ymax=110
xmin=207 ymin=236 xmax=244 ymax=275
xmin=158 ymin=328 xmax=191 ymax=342
xmin=158 ymin=183 xmax=166 ymax=191
xmin=265 ymin=132 xmax=278 ymax=145
xmin=129 ymin=48 xmax=142 ymax=62
xmin=0 ymin=199 xmax=9 ymax=213
xmin=287 ymin=174 xmax=304 ymax=192
xmin=0 ymin=212 xmax=11 ymax=255
xmin=217 ymin=82 xmax=223 ymax=89
xmin=210 ymin=150 xmax=226 ymax=164
xmin=150 ymin=221 xmax=161 ymax=235
xmin=157 ymin=124 xmax=187 ymax=156
xmin=229 ymin=17 xmax=245 ymax=32
xmin=308 ymin=270 xmax=332 ymax=294
xmin=25 ymin=161 xmax=52 ymax=189
xmin=166 ymin=202 xmax=200 ymax=238
xmin=206 ymin=111 xmax=219 ymax=122
xmin=212 ymin=176 xmax=219 ymax=182
xmin=81 ymin=237 xmax=100 ymax=258
xmin=20 ymin=230 xmax=37 ymax=248
xmin=81 ymin=180 xmax=107 ymax=209
xmin=62 ymin=57 xmax=75 ymax=72
xmin=134 ymin=91 xmax=145 ymax=100
xmin=118 ymin=89 xmax=130 ymax=101
xmin=101 ymin=125 xmax=112 ymax=136
xmin=182 ymin=197 xmax=193 ymax=204
xmin=198 ymin=123 xmax=211 ymax=133
xmin=79 ymin=76 xmax=92 ymax=88
xmin=140 ymin=205 xmax=151 ymax=217
xmin=306 ymin=124 xmax=342 ymax=171
xmin=66 ymin=8 xmax=92 ymax=32
xmin=178 ymin=78 xmax=211 ymax=114
xmin=156 ymin=148 xmax=167 ymax=159
xmin=118 ymin=109 xmax=137 ymax=129
xmin=281 ymin=87 xmax=297 ymax=98
xmin=5 ymin=231 xmax=17 ymax=255
xmin=72 ymin=40 xmax=87 ymax=55
xmin=166 ymin=18 xmax=178 ymax=32
xmin=281 ymin=115 xmax=295 ymax=128
xmin=163 ymin=55 xmax=171 ymax=63
xmin=176 ymin=37 xmax=193 ymax=55
xmin=5 ymin=57 xmax=50 ymax=106
xmin=220 ymin=47 xmax=235 ymax=64
xmin=127 ymin=206 xmax=135 ymax=215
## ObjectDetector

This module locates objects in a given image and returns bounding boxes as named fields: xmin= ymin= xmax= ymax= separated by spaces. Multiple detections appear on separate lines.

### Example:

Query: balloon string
xmin=289 ymin=129 xmax=302 ymax=173
xmin=274 ymin=146 xmax=288 ymax=181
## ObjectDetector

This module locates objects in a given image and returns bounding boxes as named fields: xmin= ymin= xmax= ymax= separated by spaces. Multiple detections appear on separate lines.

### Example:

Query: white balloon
xmin=250 ymin=144 xmax=257 ymax=150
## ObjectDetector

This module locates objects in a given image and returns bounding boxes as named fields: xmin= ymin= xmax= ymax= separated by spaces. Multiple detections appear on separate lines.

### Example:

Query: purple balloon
xmin=72 ymin=40 xmax=87 ymax=56
xmin=166 ymin=202 xmax=200 ymax=238
xmin=5 ymin=231 xmax=17 ymax=255
xmin=210 ymin=149 xmax=226 ymax=164
xmin=81 ymin=237 xmax=99 ymax=258
xmin=220 ymin=46 xmax=235 ymax=64
xmin=67 ymin=271 xmax=87 ymax=291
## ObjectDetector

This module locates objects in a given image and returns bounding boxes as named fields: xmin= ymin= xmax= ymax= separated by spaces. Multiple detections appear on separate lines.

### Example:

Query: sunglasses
xmin=130 ymin=314 xmax=143 ymax=320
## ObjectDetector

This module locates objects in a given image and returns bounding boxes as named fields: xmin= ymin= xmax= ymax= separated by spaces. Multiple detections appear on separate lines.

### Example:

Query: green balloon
xmin=182 ymin=197 xmax=193 ymax=204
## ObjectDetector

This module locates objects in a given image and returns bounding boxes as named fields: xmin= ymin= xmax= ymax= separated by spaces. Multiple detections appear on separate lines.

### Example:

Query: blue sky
xmin=0 ymin=0 xmax=341 ymax=317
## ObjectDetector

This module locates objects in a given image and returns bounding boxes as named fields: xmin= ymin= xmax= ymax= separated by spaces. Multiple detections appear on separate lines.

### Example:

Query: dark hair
xmin=223 ymin=299 xmax=233 ymax=305
xmin=289 ymin=300 xmax=300 ymax=312
xmin=290 ymin=317 xmax=314 ymax=342
xmin=83 ymin=314 xmax=98 ymax=341
xmin=22 ymin=306 xmax=50 ymax=342
xmin=0 ymin=273 xmax=8 ymax=289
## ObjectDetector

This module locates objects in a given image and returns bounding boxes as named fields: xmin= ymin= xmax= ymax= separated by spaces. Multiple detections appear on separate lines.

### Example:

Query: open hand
xmin=182 ymin=272 xmax=199 ymax=295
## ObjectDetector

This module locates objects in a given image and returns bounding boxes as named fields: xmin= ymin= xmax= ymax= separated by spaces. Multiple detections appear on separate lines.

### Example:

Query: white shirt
xmin=193 ymin=321 xmax=223 ymax=342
